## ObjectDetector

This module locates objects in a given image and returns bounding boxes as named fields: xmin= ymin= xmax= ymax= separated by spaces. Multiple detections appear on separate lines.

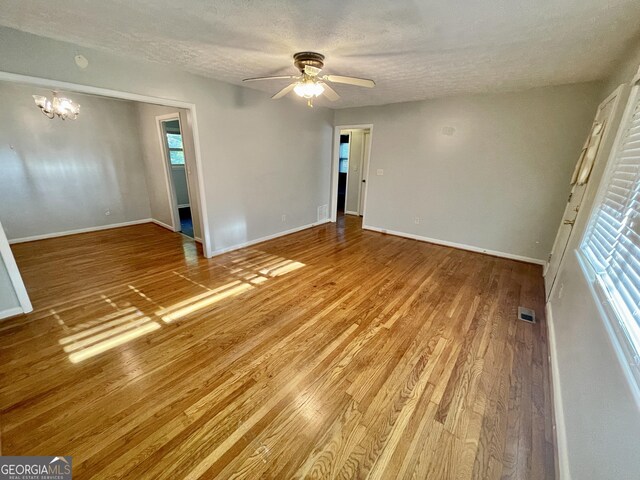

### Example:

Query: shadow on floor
xmin=179 ymin=206 xmax=194 ymax=238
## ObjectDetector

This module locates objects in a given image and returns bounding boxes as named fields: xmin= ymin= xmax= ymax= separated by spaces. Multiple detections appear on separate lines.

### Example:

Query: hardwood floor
xmin=0 ymin=217 xmax=555 ymax=479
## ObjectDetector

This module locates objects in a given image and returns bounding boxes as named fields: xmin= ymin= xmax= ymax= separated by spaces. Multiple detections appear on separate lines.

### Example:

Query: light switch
xmin=376 ymin=169 xmax=384 ymax=176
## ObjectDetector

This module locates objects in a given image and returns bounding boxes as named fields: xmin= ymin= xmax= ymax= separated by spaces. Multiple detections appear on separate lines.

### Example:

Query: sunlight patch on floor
xmin=159 ymin=282 xmax=253 ymax=323
xmin=56 ymin=249 xmax=305 ymax=363
xmin=67 ymin=320 xmax=161 ymax=364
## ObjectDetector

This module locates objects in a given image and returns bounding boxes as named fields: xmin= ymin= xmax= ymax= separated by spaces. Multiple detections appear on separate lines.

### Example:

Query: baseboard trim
xmin=194 ymin=237 xmax=203 ymax=244
xmin=211 ymin=220 xmax=331 ymax=257
xmin=8 ymin=219 xmax=153 ymax=244
xmin=151 ymin=219 xmax=176 ymax=232
xmin=362 ymin=224 xmax=546 ymax=265
xmin=0 ymin=307 xmax=24 ymax=320
xmin=545 ymin=303 xmax=571 ymax=480
xmin=345 ymin=210 xmax=360 ymax=216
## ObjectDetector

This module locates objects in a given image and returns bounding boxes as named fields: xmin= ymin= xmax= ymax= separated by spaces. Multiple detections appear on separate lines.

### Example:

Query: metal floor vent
xmin=517 ymin=307 xmax=536 ymax=323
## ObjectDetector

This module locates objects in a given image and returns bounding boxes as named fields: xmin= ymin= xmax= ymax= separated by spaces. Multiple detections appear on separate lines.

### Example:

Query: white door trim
xmin=343 ymin=131 xmax=352 ymax=215
xmin=0 ymin=220 xmax=32 ymax=316
xmin=544 ymin=83 xmax=626 ymax=299
xmin=330 ymin=124 xmax=374 ymax=223
xmin=156 ymin=113 xmax=182 ymax=232
xmin=0 ymin=70 xmax=213 ymax=257
xmin=360 ymin=130 xmax=372 ymax=218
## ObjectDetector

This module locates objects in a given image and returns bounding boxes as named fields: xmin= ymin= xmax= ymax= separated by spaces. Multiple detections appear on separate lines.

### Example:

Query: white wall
xmin=0 ymin=256 xmax=20 ymax=316
xmin=136 ymin=103 xmax=180 ymax=229
xmin=334 ymin=83 xmax=603 ymax=262
xmin=0 ymin=219 xmax=29 ymax=320
xmin=602 ymin=36 xmax=640 ymax=95
xmin=172 ymin=167 xmax=190 ymax=206
xmin=0 ymin=26 xmax=334 ymax=256
xmin=0 ymin=81 xmax=151 ymax=241
xmin=547 ymin=42 xmax=640 ymax=479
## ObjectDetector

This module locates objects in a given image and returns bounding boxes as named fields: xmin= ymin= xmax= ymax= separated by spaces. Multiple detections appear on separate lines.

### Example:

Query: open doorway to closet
xmin=159 ymin=117 xmax=194 ymax=238
xmin=332 ymin=126 xmax=372 ymax=223
xmin=153 ymin=112 xmax=202 ymax=242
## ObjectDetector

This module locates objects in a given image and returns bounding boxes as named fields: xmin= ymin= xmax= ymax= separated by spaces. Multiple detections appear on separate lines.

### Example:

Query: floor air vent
xmin=517 ymin=307 xmax=536 ymax=323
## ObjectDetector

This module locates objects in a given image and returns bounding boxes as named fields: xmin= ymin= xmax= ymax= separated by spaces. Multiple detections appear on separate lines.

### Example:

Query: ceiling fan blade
xmin=243 ymin=75 xmax=299 ymax=82
xmin=272 ymin=83 xmax=296 ymax=99
xmin=321 ymin=83 xmax=340 ymax=101
xmin=324 ymin=75 xmax=375 ymax=88
xmin=304 ymin=65 xmax=322 ymax=76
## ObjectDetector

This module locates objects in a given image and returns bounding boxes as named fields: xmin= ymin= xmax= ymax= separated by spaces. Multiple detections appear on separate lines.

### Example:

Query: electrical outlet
xmin=281 ymin=214 xmax=286 ymax=223
xmin=376 ymin=169 xmax=384 ymax=176
xmin=104 ymin=209 xmax=111 ymax=216
xmin=414 ymin=217 xmax=420 ymax=225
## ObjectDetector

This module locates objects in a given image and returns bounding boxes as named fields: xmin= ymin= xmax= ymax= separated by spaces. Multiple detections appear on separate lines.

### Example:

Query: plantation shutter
xmin=582 ymin=79 xmax=640 ymax=361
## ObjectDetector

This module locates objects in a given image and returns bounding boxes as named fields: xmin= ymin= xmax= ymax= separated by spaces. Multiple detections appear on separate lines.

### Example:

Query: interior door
xmin=359 ymin=131 xmax=370 ymax=215
xmin=544 ymin=92 xmax=619 ymax=300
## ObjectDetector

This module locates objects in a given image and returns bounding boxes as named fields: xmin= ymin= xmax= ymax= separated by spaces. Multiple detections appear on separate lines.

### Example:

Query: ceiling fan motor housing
xmin=293 ymin=52 xmax=325 ymax=73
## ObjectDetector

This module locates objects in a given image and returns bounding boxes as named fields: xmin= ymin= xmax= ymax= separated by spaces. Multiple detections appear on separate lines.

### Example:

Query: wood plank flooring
xmin=0 ymin=217 xmax=555 ymax=479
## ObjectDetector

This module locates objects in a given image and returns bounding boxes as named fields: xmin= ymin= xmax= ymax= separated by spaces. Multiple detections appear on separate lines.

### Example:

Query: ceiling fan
xmin=243 ymin=52 xmax=375 ymax=107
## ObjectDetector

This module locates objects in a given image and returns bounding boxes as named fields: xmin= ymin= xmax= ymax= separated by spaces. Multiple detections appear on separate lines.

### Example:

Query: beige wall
xmin=0 ymin=81 xmax=152 ymax=241
xmin=547 ymin=39 xmax=640 ymax=480
xmin=136 ymin=103 xmax=203 ymax=239
xmin=334 ymin=82 xmax=603 ymax=262
xmin=601 ymin=36 xmax=640 ymax=95
xmin=0 ymin=26 xmax=334 ymax=256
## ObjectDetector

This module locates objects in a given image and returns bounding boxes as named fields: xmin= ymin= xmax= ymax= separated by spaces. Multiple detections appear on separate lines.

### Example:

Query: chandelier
xmin=32 ymin=92 xmax=80 ymax=120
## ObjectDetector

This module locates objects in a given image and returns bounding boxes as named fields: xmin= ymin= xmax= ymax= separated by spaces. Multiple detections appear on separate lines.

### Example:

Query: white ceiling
xmin=1 ymin=0 xmax=639 ymax=108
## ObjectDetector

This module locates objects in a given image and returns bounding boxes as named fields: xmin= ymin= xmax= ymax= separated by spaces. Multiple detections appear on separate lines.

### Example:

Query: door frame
xmin=0 ymin=219 xmax=32 ymax=318
xmin=156 ymin=113 xmax=194 ymax=235
xmin=0 ymin=70 xmax=213 ymax=257
xmin=544 ymin=84 xmax=626 ymax=298
xmin=359 ymin=130 xmax=372 ymax=216
xmin=330 ymin=124 xmax=374 ymax=223
xmin=341 ymin=131 xmax=352 ymax=216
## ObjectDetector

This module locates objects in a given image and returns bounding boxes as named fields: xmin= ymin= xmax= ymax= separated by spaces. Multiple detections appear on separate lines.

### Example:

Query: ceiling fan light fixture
xmin=242 ymin=51 xmax=375 ymax=107
xmin=293 ymin=80 xmax=324 ymax=99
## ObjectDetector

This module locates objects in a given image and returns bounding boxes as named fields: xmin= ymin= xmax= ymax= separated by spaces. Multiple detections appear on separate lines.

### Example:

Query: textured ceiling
xmin=1 ymin=0 xmax=639 ymax=108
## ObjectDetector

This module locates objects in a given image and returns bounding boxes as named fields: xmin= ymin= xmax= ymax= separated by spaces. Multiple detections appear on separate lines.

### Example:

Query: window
xmin=166 ymin=132 xmax=185 ymax=165
xmin=339 ymin=141 xmax=349 ymax=174
xmin=581 ymin=79 xmax=640 ymax=379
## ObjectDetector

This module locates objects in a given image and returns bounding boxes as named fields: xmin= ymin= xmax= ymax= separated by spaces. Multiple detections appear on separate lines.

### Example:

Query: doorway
xmin=158 ymin=115 xmax=195 ymax=239
xmin=544 ymin=85 xmax=625 ymax=300
xmin=331 ymin=125 xmax=372 ymax=223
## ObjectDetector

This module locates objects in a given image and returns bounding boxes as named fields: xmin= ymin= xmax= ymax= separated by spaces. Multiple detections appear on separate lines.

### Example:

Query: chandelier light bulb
xmin=294 ymin=80 xmax=325 ymax=99
xmin=33 ymin=92 xmax=80 ymax=120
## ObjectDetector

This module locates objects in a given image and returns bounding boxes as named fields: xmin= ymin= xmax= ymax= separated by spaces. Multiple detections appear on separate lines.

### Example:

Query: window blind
xmin=582 ymin=82 xmax=640 ymax=364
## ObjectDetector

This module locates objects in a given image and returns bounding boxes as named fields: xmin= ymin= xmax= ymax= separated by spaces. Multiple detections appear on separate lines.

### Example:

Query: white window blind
xmin=582 ymin=81 xmax=640 ymax=366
